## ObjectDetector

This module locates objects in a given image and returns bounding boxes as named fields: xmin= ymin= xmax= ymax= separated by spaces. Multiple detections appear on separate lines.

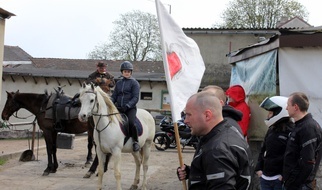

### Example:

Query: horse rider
xmin=111 ymin=61 xmax=141 ymax=152
xmin=86 ymin=61 xmax=115 ymax=95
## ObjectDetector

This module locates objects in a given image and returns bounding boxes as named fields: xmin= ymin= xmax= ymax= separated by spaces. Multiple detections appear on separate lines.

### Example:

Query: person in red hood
xmin=226 ymin=85 xmax=251 ymax=137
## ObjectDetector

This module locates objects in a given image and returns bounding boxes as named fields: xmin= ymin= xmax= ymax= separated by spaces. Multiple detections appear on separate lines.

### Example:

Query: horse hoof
xmin=85 ymin=162 xmax=91 ymax=167
xmin=83 ymin=171 xmax=94 ymax=178
xmin=42 ymin=171 xmax=50 ymax=176
xmin=129 ymin=185 xmax=138 ymax=190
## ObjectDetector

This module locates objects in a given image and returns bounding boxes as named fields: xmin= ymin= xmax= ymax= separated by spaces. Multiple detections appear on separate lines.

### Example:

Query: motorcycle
xmin=153 ymin=115 xmax=200 ymax=151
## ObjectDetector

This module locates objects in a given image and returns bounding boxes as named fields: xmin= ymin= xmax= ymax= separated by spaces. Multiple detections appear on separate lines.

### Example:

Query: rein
xmin=11 ymin=94 xmax=48 ymax=120
xmin=84 ymin=90 xmax=121 ymax=154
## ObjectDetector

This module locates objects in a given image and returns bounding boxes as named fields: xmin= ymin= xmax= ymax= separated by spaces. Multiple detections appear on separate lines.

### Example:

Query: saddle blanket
xmin=120 ymin=117 xmax=143 ymax=136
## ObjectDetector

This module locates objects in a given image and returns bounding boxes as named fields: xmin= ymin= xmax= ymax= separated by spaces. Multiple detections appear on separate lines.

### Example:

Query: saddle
xmin=119 ymin=114 xmax=143 ymax=145
xmin=44 ymin=87 xmax=81 ymax=131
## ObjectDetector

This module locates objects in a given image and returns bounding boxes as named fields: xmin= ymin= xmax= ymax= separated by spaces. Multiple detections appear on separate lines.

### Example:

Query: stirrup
xmin=133 ymin=142 xmax=140 ymax=152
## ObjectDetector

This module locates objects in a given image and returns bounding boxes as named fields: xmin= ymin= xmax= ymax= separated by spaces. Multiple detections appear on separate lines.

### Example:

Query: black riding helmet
xmin=120 ymin=61 xmax=133 ymax=72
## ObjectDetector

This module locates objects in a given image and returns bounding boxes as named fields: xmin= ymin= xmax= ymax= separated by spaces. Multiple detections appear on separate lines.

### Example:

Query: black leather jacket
xmin=283 ymin=113 xmax=322 ymax=190
xmin=255 ymin=119 xmax=294 ymax=176
xmin=188 ymin=119 xmax=253 ymax=190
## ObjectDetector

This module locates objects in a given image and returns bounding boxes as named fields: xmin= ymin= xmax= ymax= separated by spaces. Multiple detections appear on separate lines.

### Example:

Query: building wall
xmin=1 ymin=75 xmax=168 ymax=130
xmin=185 ymin=30 xmax=276 ymax=88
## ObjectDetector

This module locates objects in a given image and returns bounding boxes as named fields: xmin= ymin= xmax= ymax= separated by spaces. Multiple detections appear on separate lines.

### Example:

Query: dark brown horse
xmin=1 ymin=90 xmax=96 ymax=176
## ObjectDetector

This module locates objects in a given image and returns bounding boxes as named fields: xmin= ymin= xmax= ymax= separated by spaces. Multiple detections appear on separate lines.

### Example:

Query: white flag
xmin=155 ymin=0 xmax=205 ymax=121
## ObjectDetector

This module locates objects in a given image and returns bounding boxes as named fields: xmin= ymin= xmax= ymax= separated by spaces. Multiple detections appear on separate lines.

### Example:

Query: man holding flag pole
xmin=155 ymin=0 xmax=252 ymax=189
xmin=155 ymin=0 xmax=205 ymax=189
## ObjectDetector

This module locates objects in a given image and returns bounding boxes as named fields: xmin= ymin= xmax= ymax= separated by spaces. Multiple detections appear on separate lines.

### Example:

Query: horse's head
xmin=78 ymin=83 xmax=97 ymax=122
xmin=2 ymin=90 xmax=21 ymax=121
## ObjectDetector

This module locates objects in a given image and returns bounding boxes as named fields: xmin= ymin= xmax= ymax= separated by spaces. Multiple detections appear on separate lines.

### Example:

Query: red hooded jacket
xmin=226 ymin=85 xmax=251 ymax=136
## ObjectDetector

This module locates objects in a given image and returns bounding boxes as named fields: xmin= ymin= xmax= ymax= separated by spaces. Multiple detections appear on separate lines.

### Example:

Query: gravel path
xmin=0 ymin=135 xmax=194 ymax=190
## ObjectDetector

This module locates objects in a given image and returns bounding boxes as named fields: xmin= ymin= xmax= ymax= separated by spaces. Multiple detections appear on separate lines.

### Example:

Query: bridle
xmin=10 ymin=97 xmax=35 ymax=120
xmin=85 ymin=91 xmax=120 ymax=132
xmin=84 ymin=90 xmax=120 ymax=118
xmin=83 ymin=89 xmax=122 ymax=154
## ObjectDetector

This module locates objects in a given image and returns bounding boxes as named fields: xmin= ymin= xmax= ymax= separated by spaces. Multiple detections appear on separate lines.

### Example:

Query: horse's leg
xmin=52 ymin=132 xmax=58 ymax=173
xmin=96 ymin=148 xmax=107 ymax=190
xmin=86 ymin=117 xmax=95 ymax=166
xmin=140 ymin=141 xmax=153 ymax=190
xmin=84 ymin=141 xmax=112 ymax=178
xmin=85 ymin=134 xmax=94 ymax=165
xmin=52 ymin=143 xmax=58 ymax=173
xmin=130 ymin=152 xmax=141 ymax=190
xmin=84 ymin=154 xmax=98 ymax=178
xmin=113 ymin=151 xmax=122 ymax=190
xmin=104 ymin=153 xmax=111 ymax=172
xmin=42 ymin=130 xmax=56 ymax=176
xmin=43 ymin=143 xmax=53 ymax=176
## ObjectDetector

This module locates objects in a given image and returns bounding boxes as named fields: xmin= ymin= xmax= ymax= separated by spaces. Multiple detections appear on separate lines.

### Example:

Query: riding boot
xmin=131 ymin=125 xmax=140 ymax=152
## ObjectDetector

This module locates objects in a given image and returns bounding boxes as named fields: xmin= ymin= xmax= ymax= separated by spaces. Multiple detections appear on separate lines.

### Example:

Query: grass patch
xmin=0 ymin=158 xmax=7 ymax=166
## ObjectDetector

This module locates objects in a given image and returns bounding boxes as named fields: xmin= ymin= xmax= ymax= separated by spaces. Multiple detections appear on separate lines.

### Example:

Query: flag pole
xmin=173 ymin=122 xmax=187 ymax=190
xmin=156 ymin=1 xmax=205 ymax=188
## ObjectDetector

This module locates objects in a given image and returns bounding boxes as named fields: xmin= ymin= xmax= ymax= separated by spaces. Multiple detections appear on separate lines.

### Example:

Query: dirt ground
xmin=0 ymin=135 xmax=194 ymax=190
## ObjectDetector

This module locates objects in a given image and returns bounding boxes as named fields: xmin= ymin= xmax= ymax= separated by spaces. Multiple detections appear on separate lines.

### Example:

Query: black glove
xmin=117 ymin=107 xmax=124 ymax=113
xmin=176 ymin=164 xmax=190 ymax=181
xmin=117 ymin=106 xmax=128 ymax=113
xmin=122 ymin=105 xmax=129 ymax=112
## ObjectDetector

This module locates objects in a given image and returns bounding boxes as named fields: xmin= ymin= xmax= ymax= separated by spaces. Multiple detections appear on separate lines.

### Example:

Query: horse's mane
xmin=95 ymin=86 xmax=123 ymax=124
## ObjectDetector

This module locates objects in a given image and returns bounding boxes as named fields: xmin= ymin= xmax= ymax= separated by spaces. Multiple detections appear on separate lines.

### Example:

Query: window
xmin=141 ymin=92 xmax=152 ymax=100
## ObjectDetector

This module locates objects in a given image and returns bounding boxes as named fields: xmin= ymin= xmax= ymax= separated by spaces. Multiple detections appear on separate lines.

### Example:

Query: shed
xmin=227 ymin=26 xmax=322 ymax=140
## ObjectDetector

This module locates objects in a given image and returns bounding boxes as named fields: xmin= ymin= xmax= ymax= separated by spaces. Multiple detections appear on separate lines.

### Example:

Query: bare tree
xmin=88 ymin=10 xmax=162 ymax=61
xmin=218 ymin=0 xmax=308 ymax=28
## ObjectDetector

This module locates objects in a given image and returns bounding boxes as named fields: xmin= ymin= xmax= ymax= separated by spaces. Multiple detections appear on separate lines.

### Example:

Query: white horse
xmin=78 ymin=83 xmax=155 ymax=190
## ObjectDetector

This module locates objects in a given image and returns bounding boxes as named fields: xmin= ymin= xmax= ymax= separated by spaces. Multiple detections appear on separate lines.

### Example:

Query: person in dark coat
xmin=177 ymin=91 xmax=253 ymax=189
xmin=283 ymin=92 xmax=322 ymax=190
xmin=86 ymin=61 xmax=115 ymax=95
xmin=255 ymin=96 xmax=294 ymax=190
xmin=111 ymin=61 xmax=140 ymax=152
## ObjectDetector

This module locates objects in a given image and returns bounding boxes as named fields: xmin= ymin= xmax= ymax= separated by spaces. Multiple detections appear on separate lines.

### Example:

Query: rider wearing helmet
xmin=255 ymin=96 xmax=294 ymax=190
xmin=111 ymin=61 xmax=140 ymax=152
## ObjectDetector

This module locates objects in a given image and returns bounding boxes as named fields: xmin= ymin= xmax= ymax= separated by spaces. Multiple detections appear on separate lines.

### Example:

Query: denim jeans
xmin=283 ymin=183 xmax=314 ymax=190
xmin=260 ymin=177 xmax=283 ymax=190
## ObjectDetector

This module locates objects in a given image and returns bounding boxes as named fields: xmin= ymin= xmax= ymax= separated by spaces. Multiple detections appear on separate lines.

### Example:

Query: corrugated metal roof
xmin=227 ymin=26 xmax=322 ymax=64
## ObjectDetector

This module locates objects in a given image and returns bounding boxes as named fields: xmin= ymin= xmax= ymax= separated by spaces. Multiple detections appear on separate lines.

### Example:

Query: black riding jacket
xmin=222 ymin=105 xmax=243 ymax=135
xmin=283 ymin=113 xmax=322 ymax=189
xmin=111 ymin=76 xmax=140 ymax=109
xmin=188 ymin=119 xmax=253 ymax=190
xmin=255 ymin=119 xmax=294 ymax=177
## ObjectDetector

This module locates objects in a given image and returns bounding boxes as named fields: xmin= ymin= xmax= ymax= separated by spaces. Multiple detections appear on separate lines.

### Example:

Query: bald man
xmin=202 ymin=85 xmax=243 ymax=135
xmin=177 ymin=91 xmax=253 ymax=189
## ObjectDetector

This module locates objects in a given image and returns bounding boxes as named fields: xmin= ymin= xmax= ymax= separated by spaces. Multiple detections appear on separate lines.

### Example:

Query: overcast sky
xmin=1 ymin=0 xmax=321 ymax=59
